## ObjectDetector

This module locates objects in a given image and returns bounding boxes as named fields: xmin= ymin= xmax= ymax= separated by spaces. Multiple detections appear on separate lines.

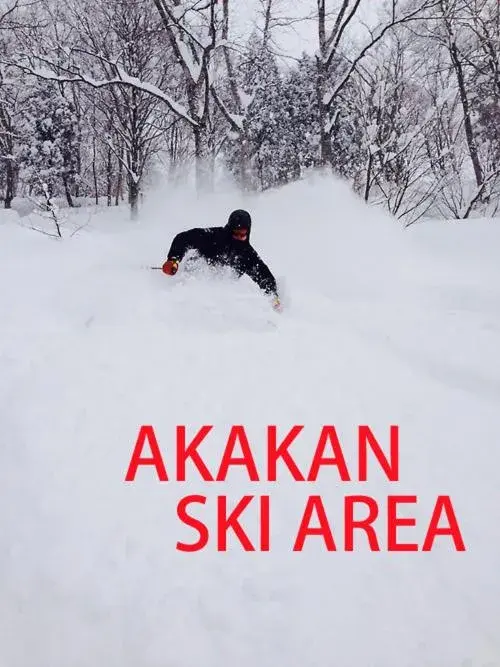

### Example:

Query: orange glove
xmin=162 ymin=259 xmax=179 ymax=275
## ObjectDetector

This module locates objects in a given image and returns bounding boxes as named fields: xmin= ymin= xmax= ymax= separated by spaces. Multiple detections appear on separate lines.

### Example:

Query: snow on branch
xmin=103 ymin=133 xmax=140 ymax=184
xmin=460 ymin=167 xmax=500 ymax=219
xmin=210 ymin=86 xmax=244 ymax=131
xmin=0 ymin=0 xmax=20 ymax=26
xmin=323 ymin=0 xmax=442 ymax=109
xmin=10 ymin=57 xmax=198 ymax=127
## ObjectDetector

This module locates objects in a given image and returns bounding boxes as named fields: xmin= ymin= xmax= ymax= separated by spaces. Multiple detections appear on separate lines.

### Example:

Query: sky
xmin=230 ymin=0 xmax=318 ymax=59
xmin=229 ymin=0 xmax=383 ymax=61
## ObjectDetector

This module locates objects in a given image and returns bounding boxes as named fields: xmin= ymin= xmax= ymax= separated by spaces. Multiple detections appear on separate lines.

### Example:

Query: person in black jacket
xmin=161 ymin=209 xmax=282 ymax=310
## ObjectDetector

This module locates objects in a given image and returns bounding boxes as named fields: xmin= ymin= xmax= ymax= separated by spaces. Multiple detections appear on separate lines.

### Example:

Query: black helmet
xmin=226 ymin=209 xmax=251 ymax=231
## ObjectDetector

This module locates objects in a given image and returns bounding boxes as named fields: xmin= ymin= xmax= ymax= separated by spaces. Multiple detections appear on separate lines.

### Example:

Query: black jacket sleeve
xmin=241 ymin=246 xmax=278 ymax=297
xmin=166 ymin=228 xmax=209 ymax=262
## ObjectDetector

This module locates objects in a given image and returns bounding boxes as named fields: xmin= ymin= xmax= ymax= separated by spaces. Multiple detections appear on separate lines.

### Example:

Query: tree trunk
xmin=92 ymin=134 xmax=99 ymax=205
xmin=4 ymin=159 xmax=15 ymax=209
xmin=239 ymin=134 xmax=251 ymax=191
xmin=106 ymin=146 xmax=113 ymax=206
xmin=194 ymin=124 xmax=211 ymax=193
xmin=63 ymin=175 xmax=74 ymax=207
xmin=449 ymin=41 xmax=483 ymax=187
xmin=316 ymin=60 xmax=333 ymax=167
xmin=129 ymin=179 xmax=139 ymax=219
xmin=115 ymin=145 xmax=123 ymax=206
xmin=364 ymin=152 xmax=373 ymax=202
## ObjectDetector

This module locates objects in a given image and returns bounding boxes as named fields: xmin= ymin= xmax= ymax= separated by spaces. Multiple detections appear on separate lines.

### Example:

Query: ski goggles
xmin=232 ymin=227 xmax=248 ymax=240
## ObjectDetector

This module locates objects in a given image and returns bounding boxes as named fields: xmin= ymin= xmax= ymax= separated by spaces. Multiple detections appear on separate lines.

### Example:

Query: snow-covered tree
xmin=0 ymin=0 xmax=23 ymax=208
xmin=279 ymin=54 xmax=322 ymax=181
xmin=17 ymin=80 xmax=80 ymax=205
xmin=1 ymin=0 xmax=499 ymax=221
xmin=221 ymin=33 xmax=289 ymax=190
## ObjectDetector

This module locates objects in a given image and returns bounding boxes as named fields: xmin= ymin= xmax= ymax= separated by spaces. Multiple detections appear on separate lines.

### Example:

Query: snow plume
xmin=2 ymin=172 xmax=500 ymax=667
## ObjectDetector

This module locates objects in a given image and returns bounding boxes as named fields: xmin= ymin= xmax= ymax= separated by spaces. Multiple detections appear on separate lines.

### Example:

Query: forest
xmin=1 ymin=0 xmax=499 ymax=224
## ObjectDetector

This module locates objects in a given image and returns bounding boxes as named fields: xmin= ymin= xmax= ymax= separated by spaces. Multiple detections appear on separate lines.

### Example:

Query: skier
xmin=161 ymin=209 xmax=282 ymax=311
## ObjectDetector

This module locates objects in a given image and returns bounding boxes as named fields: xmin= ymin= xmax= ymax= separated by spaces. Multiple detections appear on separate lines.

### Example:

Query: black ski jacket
xmin=165 ymin=210 xmax=278 ymax=297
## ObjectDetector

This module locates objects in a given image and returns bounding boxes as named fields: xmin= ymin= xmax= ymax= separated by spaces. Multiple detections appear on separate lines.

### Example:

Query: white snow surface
xmin=1 ymin=175 xmax=500 ymax=667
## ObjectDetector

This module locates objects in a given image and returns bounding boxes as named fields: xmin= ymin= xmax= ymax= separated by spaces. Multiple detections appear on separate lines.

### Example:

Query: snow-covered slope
xmin=1 ymin=176 xmax=500 ymax=667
